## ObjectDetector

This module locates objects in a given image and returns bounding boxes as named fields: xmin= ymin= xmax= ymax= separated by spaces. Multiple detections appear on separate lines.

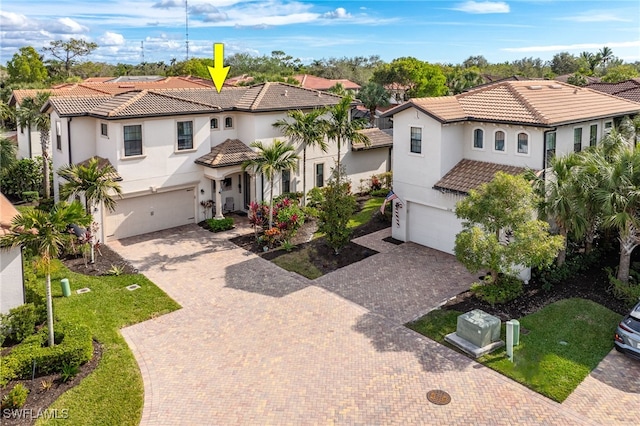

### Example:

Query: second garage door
xmin=407 ymin=202 xmax=463 ymax=254
xmin=106 ymin=188 xmax=196 ymax=241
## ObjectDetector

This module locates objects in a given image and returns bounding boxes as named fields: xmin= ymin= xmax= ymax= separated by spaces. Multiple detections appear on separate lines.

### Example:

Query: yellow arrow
xmin=208 ymin=43 xmax=230 ymax=93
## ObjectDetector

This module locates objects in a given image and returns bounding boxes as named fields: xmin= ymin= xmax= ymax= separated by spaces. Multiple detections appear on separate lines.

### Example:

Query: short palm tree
xmin=242 ymin=140 xmax=299 ymax=228
xmin=0 ymin=201 xmax=90 ymax=347
xmin=16 ymin=92 xmax=52 ymax=198
xmin=58 ymin=157 xmax=123 ymax=213
xmin=325 ymin=96 xmax=370 ymax=184
xmin=0 ymin=136 xmax=17 ymax=171
xmin=357 ymin=82 xmax=390 ymax=126
xmin=273 ymin=109 xmax=328 ymax=205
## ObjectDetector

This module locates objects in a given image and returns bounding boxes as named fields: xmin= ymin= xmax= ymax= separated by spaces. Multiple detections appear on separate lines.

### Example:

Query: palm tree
xmin=0 ymin=201 xmax=90 ymax=346
xmin=0 ymin=101 xmax=15 ymax=128
xmin=357 ymin=82 xmax=390 ymax=126
xmin=16 ymin=92 xmax=52 ymax=198
xmin=273 ymin=109 xmax=328 ymax=205
xmin=242 ymin=140 xmax=299 ymax=228
xmin=598 ymin=46 xmax=614 ymax=70
xmin=325 ymin=96 xmax=370 ymax=185
xmin=58 ymin=157 xmax=123 ymax=263
xmin=0 ymin=136 xmax=17 ymax=171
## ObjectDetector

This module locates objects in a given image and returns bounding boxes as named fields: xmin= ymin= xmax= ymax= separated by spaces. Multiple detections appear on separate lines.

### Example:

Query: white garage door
xmin=407 ymin=202 xmax=463 ymax=255
xmin=106 ymin=188 xmax=196 ymax=240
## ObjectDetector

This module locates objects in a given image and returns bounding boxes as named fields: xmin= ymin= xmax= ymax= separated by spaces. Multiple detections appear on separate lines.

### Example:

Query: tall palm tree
xmin=357 ymin=82 xmax=390 ymax=126
xmin=16 ymin=92 xmax=52 ymax=198
xmin=242 ymin=140 xmax=299 ymax=228
xmin=58 ymin=157 xmax=123 ymax=213
xmin=273 ymin=109 xmax=328 ymax=206
xmin=0 ymin=136 xmax=17 ymax=171
xmin=0 ymin=201 xmax=90 ymax=347
xmin=325 ymin=96 xmax=370 ymax=185
xmin=598 ymin=46 xmax=614 ymax=70
xmin=0 ymin=101 xmax=15 ymax=128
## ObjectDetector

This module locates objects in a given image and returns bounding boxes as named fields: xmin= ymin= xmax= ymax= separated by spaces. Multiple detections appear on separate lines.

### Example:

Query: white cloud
xmin=190 ymin=4 xmax=220 ymax=15
xmin=323 ymin=8 xmax=351 ymax=19
xmin=152 ymin=0 xmax=182 ymax=9
xmin=453 ymin=1 xmax=510 ymax=14
xmin=503 ymin=40 xmax=640 ymax=53
xmin=99 ymin=31 xmax=125 ymax=46
xmin=49 ymin=17 xmax=89 ymax=34
xmin=202 ymin=12 xmax=229 ymax=23
xmin=0 ymin=11 xmax=31 ymax=30
xmin=558 ymin=11 xmax=630 ymax=23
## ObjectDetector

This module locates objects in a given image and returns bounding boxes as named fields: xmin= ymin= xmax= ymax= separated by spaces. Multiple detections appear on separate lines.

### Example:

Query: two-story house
xmin=44 ymin=83 xmax=391 ymax=242
xmin=383 ymin=80 xmax=640 ymax=254
xmin=1 ymin=192 xmax=24 ymax=314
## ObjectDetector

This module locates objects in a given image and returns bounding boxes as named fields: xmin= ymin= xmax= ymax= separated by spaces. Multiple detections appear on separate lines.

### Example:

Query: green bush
xmin=206 ymin=217 xmax=234 ymax=232
xmin=1 ymin=383 xmax=29 ymax=409
xmin=0 ymin=157 xmax=44 ymax=199
xmin=0 ymin=303 xmax=38 ymax=345
xmin=306 ymin=187 xmax=324 ymax=208
xmin=21 ymin=191 xmax=39 ymax=202
xmin=608 ymin=271 xmax=640 ymax=306
xmin=274 ymin=192 xmax=303 ymax=204
xmin=0 ymin=322 xmax=93 ymax=387
xmin=36 ymin=197 xmax=55 ymax=212
xmin=318 ymin=182 xmax=357 ymax=254
xmin=60 ymin=362 xmax=80 ymax=383
xmin=370 ymin=188 xmax=389 ymax=198
xmin=471 ymin=275 xmax=523 ymax=306
xmin=302 ymin=206 xmax=319 ymax=219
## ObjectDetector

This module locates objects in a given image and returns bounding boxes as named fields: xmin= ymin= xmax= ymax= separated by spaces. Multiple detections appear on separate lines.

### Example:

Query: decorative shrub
xmin=377 ymin=171 xmax=393 ymax=189
xmin=318 ymin=181 xmax=356 ymax=254
xmin=36 ymin=197 xmax=55 ymax=212
xmin=370 ymin=175 xmax=382 ymax=191
xmin=0 ymin=303 xmax=38 ymax=345
xmin=608 ymin=270 xmax=640 ymax=306
xmin=248 ymin=198 xmax=305 ymax=246
xmin=206 ymin=217 xmax=234 ymax=232
xmin=0 ymin=157 xmax=45 ymax=200
xmin=370 ymin=188 xmax=389 ymax=198
xmin=306 ymin=187 xmax=325 ymax=208
xmin=274 ymin=192 xmax=303 ymax=205
xmin=60 ymin=362 xmax=80 ymax=383
xmin=471 ymin=275 xmax=524 ymax=306
xmin=1 ymin=383 xmax=29 ymax=409
xmin=0 ymin=322 xmax=93 ymax=386
xmin=21 ymin=191 xmax=39 ymax=202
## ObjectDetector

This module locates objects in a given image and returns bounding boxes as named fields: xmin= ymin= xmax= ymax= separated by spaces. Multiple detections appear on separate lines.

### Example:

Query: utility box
xmin=60 ymin=278 xmax=71 ymax=297
xmin=456 ymin=310 xmax=501 ymax=348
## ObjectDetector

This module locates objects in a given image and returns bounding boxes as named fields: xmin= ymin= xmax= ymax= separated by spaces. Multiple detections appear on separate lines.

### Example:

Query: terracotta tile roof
xmin=241 ymin=82 xmax=343 ymax=111
xmin=45 ymin=96 xmax=112 ymax=116
xmin=383 ymin=80 xmax=640 ymax=126
xmin=433 ymin=159 xmax=529 ymax=194
xmin=352 ymin=128 xmax=393 ymax=151
xmin=554 ymin=74 xmax=601 ymax=84
xmin=75 ymin=156 xmax=122 ymax=181
xmin=87 ymin=90 xmax=220 ymax=118
xmin=293 ymin=74 xmax=360 ymax=91
xmin=0 ymin=193 xmax=19 ymax=237
xmin=10 ymin=86 xmax=110 ymax=106
xmin=195 ymin=139 xmax=258 ymax=168
xmin=612 ymin=87 xmax=640 ymax=103
xmin=586 ymin=79 xmax=640 ymax=94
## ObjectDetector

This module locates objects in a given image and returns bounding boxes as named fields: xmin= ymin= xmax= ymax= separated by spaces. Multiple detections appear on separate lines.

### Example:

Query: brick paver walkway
xmin=112 ymin=224 xmax=639 ymax=425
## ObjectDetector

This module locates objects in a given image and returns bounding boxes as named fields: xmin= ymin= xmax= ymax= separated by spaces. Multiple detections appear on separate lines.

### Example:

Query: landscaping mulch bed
xmin=62 ymin=245 xmax=137 ymax=276
xmin=1 ymin=340 xmax=102 ymax=426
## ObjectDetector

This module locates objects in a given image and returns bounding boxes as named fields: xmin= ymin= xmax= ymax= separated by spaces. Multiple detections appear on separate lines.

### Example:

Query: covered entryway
xmin=105 ymin=188 xmax=196 ymax=240
xmin=407 ymin=202 xmax=463 ymax=255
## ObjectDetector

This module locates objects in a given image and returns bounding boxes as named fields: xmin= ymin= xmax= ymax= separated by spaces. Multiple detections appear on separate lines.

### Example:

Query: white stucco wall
xmin=16 ymin=125 xmax=42 ymax=159
xmin=0 ymin=246 xmax=24 ymax=314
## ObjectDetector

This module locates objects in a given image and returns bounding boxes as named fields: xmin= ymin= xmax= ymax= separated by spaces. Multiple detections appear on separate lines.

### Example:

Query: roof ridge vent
xmin=527 ymin=85 xmax=543 ymax=90
xmin=549 ymin=84 xmax=563 ymax=89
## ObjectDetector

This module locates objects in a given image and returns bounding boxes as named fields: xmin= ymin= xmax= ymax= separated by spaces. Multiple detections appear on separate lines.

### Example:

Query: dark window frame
xmin=123 ymin=124 xmax=143 ymax=157
xmin=573 ymin=127 xmax=582 ymax=152
xmin=410 ymin=127 xmax=422 ymax=154
xmin=473 ymin=128 xmax=484 ymax=149
xmin=517 ymin=132 xmax=529 ymax=154
xmin=494 ymin=130 xmax=505 ymax=152
xmin=315 ymin=163 xmax=324 ymax=187
xmin=177 ymin=120 xmax=194 ymax=151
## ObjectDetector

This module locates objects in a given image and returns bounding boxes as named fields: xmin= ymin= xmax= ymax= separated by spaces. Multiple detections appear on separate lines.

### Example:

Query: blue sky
xmin=1 ymin=1 xmax=639 ymax=66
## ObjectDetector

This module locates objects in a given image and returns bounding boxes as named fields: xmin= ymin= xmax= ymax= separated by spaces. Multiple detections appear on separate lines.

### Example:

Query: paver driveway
xmin=113 ymin=224 xmax=637 ymax=425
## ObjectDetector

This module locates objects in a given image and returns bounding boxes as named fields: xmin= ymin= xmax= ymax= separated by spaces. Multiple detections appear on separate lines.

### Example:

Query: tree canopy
xmin=6 ymin=46 xmax=48 ymax=83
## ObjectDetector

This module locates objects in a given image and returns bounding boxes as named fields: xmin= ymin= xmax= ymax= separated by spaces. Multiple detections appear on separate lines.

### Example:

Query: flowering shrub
xmin=248 ymin=198 xmax=305 ymax=246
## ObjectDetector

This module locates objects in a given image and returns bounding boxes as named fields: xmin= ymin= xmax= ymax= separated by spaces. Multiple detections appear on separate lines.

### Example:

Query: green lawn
xmin=347 ymin=197 xmax=384 ymax=229
xmin=34 ymin=261 xmax=180 ymax=425
xmin=407 ymin=298 xmax=621 ymax=402
xmin=272 ymin=247 xmax=323 ymax=279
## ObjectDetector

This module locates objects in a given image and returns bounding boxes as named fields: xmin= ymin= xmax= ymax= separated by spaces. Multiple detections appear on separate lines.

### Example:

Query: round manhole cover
xmin=427 ymin=389 xmax=451 ymax=405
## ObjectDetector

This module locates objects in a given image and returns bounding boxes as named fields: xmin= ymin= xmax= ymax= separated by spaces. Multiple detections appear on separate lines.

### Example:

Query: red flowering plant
xmin=249 ymin=198 xmax=305 ymax=247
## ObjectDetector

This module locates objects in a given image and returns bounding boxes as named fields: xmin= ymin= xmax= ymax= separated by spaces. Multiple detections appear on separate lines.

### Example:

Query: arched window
xmin=224 ymin=117 xmax=233 ymax=129
xmin=494 ymin=130 xmax=505 ymax=151
xmin=473 ymin=128 xmax=484 ymax=149
xmin=210 ymin=118 xmax=219 ymax=129
xmin=517 ymin=132 xmax=529 ymax=154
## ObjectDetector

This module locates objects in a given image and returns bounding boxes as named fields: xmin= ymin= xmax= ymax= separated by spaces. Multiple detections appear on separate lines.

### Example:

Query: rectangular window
xmin=473 ymin=129 xmax=483 ymax=149
xmin=177 ymin=121 xmax=193 ymax=150
xmin=315 ymin=164 xmax=324 ymax=188
xmin=494 ymin=131 xmax=505 ymax=152
xmin=123 ymin=125 xmax=142 ymax=157
xmin=545 ymin=131 xmax=556 ymax=167
xmin=604 ymin=121 xmax=613 ymax=134
xmin=210 ymin=118 xmax=218 ymax=129
xmin=573 ymin=128 xmax=582 ymax=152
xmin=282 ymin=170 xmax=291 ymax=194
xmin=101 ymin=123 xmax=108 ymax=137
xmin=590 ymin=124 xmax=598 ymax=147
xmin=55 ymin=121 xmax=62 ymax=150
xmin=410 ymin=127 xmax=422 ymax=154
xmin=517 ymin=133 xmax=528 ymax=154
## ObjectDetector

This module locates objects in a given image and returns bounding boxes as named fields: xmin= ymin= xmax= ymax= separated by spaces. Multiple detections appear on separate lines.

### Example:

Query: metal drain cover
xmin=427 ymin=389 xmax=451 ymax=405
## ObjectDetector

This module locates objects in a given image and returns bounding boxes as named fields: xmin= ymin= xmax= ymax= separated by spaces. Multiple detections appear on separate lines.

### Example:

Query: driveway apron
xmin=113 ymin=224 xmax=633 ymax=425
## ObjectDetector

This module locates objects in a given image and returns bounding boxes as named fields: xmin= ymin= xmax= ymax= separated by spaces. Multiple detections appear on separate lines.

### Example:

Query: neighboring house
xmin=9 ymin=76 xmax=213 ymax=160
xmin=586 ymin=79 xmax=640 ymax=103
xmin=292 ymin=74 xmax=360 ymax=92
xmin=44 ymin=82 xmax=390 ymax=242
xmin=382 ymin=80 xmax=640 ymax=255
xmin=0 ymin=193 xmax=24 ymax=314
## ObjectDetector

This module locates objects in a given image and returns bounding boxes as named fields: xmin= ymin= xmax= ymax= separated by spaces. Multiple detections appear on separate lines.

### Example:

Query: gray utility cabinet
xmin=456 ymin=310 xmax=501 ymax=348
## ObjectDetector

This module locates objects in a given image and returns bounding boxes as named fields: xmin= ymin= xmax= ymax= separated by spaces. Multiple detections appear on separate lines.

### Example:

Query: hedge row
xmin=1 ymin=322 xmax=93 ymax=387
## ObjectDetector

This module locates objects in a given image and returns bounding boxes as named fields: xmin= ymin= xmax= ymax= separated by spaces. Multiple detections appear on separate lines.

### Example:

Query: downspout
xmin=67 ymin=117 xmax=73 ymax=164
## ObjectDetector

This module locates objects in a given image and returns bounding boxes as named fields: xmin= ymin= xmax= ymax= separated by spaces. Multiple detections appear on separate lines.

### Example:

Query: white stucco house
xmin=44 ymin=82 xmax=391 ymax=242
xmin=1 ymin=193 xmax=25 ymax=314
xmin=383 ymin=80 xmax=640 ymax=255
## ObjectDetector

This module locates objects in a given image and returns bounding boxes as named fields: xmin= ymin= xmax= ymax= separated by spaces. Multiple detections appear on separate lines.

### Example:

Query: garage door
xmin=106 ymin=188 xmax=196 ymax=240
xmin=407 ymin=202 xmax=463 ymax=255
